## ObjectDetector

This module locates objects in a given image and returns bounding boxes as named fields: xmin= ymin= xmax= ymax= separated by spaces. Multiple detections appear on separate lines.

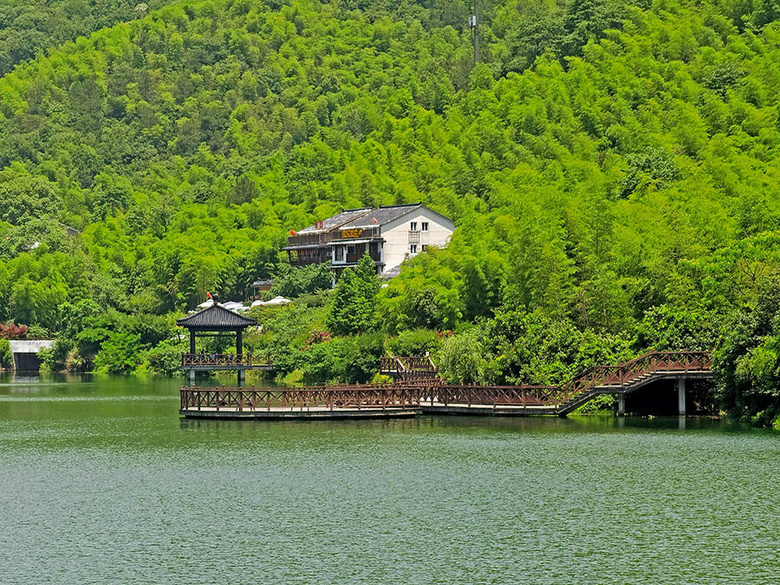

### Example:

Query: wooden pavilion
xmin=176 ymin=303 xmax=263 ymax=386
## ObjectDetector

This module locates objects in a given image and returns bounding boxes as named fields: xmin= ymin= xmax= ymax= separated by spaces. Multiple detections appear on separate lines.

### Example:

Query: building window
xmin=422 ymin=222 xmax=428 ymax=231
xmin=335 ymin=246 xmax=344 ymax=261
xmin=410 ymin=222 xmax=418 ymax=231
xmin=421 ymin=245 xmax=428 ymax=251
xmin=410 ymin=244 xmax=417 ymax=254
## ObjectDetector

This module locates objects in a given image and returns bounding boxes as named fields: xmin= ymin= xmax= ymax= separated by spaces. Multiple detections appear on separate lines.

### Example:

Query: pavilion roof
xmin=176 ymin=303 xmax=257 ymax=330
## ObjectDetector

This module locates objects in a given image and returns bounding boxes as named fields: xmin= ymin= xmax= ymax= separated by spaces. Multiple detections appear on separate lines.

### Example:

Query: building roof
xmin=338 ymin=203 xmax=423 ymax=229
xmin=295 ymin=208 xmax=372 ymax=235
xmin=176 ymin=303 xmax=257 ymax=329
xmin=8 ymin=340 xmax=55 ymax=353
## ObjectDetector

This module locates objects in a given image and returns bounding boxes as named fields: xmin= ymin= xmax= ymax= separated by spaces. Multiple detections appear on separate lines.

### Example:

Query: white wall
xmin=380 ymin=209 xmax=454 ymax=273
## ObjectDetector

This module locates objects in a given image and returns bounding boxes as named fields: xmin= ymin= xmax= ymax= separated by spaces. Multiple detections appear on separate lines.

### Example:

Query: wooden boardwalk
xmin=180 ymin=384 xmax=423 ymax=419
xmin=179 ymin=351 xmax=714 ymax=419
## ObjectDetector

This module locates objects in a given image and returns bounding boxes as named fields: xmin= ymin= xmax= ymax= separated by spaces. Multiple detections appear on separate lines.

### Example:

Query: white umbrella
xmin=263 ymin=296 xmax=291 ymax=306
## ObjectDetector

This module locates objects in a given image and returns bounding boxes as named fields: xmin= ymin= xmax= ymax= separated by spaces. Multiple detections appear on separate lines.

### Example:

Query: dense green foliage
xmin=0 ymin=1 xmax=173 ymax=76
xmin=0 ymin=338 xmax=11 ymax=369
xmin=327 ymin=253 xmax=379 ymax=335
xmin=1 ymin=0 xmax=780 ymax=420
xmin=715 ymin=275 xmax=780 ymax=425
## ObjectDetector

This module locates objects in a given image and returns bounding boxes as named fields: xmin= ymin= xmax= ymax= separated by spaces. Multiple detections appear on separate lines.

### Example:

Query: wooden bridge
xmin=554 ymin=351 xmax=713 ymax=415
xmin=379 ymin=355 xmax=439 ymax=380
xmin=179 ymin=351 xmax=714 ymax=419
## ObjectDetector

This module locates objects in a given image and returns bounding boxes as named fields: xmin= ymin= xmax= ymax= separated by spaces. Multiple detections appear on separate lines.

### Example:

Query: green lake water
xmin=0 ymin=374 xmax=778 ymax=584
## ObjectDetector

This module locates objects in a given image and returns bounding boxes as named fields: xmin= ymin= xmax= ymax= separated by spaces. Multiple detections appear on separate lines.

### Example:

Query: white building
xmin=284 ymin=203 xmax=454 ymax=278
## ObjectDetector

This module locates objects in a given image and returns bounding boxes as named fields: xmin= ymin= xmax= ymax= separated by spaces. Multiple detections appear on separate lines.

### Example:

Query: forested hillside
xmin=0 ymin=1 xmax=174 ymax=75
xmin=1 ymin=0 xmax=779 ymax=422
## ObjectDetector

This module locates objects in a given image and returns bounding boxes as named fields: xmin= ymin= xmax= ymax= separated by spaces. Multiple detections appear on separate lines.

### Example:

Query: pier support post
xmin=189 ymin=369 xmax=196 ymax=387
xmin=238 ymin=369 xmax=246 ymax=387
xmin=618 ymin=394 xmax=625 ymax=416
xmin=678 ymin=378 xmax=686 ymax=416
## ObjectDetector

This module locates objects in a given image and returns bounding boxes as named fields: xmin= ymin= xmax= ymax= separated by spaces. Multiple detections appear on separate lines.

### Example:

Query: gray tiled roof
xmin=177 ymin=304 xmax=257 ymax=329
xmin=338 ymin=204 xmax=422 ymax=229
xmin=296 ymin=208 xmax=372 ymax=234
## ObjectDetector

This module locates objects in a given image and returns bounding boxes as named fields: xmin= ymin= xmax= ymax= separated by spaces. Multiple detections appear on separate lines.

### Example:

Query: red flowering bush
xmin=304 ymin=330 xmax=331 ymax=348
xmin=0 ymin=323 xmax=28 ymax=339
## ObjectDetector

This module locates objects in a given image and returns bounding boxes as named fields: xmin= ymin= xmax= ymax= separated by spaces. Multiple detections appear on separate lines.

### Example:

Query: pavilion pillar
xmin=618 ymin=394 xmax=625 ymax=416
xmin=237 ymin=328 xmax=245 ymax=387
xmin=678 ymin=378 xmax=687 ymax=417
xmin=190 ymin=330 xmax=196 ymax=355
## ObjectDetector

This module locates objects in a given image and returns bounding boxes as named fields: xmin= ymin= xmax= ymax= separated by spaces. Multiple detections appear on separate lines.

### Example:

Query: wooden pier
xmin=180 ymin=384 xmax=422 ymax=419
xmin=179 ymin=351 xmax=714 ymax=420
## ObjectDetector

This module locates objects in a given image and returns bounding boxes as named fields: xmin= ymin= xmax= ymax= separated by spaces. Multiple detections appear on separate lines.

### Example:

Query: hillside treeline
xmin=0 ymin=0 xmax=779 ymax=423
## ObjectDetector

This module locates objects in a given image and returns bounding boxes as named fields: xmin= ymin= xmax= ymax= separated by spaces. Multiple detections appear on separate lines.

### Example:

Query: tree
xmin=327 ymin=253 xmax=379 ymax=336
xmin=714 ymin=276 xmax=780 ymax=425
xmin=438 ymin=328 xmax=486 ymax=384
xmin=93 ymin=332 xmax=144 ymax=374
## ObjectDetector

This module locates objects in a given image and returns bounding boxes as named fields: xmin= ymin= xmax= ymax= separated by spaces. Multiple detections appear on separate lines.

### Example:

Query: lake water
xmin=1 ymin=374 xmax=778 ymax=584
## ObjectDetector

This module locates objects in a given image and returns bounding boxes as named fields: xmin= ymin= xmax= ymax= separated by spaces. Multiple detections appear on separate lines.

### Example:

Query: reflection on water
xmin=0 ymin=373 xmax=778 ymax=584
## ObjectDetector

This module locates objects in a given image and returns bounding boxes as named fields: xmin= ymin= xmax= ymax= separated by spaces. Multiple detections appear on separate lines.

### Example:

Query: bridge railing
xmin=182 ymin=353 xmax=257 ymax=367
xmin=558 ymin=351 xmax=713 ymax=403
xmin=181 ymin=383 xmax=422 ymax=411
xmin=379 ymin=355 xmax=438 ymax=374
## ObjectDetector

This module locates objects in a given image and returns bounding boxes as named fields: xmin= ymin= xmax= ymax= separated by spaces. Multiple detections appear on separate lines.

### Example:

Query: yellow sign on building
xmin=341 ymin=228 xmax=364 ymax=238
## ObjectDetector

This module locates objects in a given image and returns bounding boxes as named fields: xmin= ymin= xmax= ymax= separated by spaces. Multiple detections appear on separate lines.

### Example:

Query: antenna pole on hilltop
xmin=469 ymin=1 xmax=479 ymax=65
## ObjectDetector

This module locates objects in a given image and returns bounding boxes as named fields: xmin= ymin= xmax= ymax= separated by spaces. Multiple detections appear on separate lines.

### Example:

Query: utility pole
xmin=469 ymin=0 xmax=479 ymax=65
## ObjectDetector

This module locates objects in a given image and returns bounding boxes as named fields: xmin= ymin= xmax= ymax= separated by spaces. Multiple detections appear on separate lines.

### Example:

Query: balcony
xmin=346 ymin=251 xmax=382 ymax=264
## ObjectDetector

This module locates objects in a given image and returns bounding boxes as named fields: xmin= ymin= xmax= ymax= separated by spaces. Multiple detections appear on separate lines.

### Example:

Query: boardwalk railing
xmin=420 ymin=384 xmax=564 ymax=407
xmin=556 ymin=351 xmax=713 ymax=404
xmin=181 ymin=383 xmax=422 ymax=411
xmin=412 ymin=350 xmax=712 ymax=410
xmin=181 ymin=351 xmax=714 ymax=415
xmin=182 ymin=353 xmax=256 ymax=367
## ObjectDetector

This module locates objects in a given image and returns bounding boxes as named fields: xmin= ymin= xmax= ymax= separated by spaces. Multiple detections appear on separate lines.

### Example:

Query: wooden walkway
xmin=179 ymin=351 xmax=714 ymax=419
xmin=180 ymin=384 xmax=423 ymax=419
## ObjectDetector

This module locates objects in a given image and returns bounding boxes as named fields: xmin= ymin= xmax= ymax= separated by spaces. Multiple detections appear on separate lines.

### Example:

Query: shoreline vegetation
xmin=0 ymin=1 xmax=779 ymax=425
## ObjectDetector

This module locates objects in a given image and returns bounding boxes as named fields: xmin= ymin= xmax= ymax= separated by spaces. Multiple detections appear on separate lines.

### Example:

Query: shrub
xmin=141 ymin=339 xmax=186 ymax=376
xmin=0 ymin=338 xmax=11 ymax=369
xmin=0 ymin=322 xmax=28 ymax=339
xmin=93 ymin=332 xmax=144 ymax=374
xmin=299 ymin=333 xmax=385 ymax=384
xmin=39 ymin=339 xmax=74 ymax=372
xmin=386 ymin=328 xmax=442 ymax=357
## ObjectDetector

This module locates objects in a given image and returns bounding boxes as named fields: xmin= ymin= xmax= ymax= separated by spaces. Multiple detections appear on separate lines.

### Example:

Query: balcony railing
xmin=345 ymin=252 xmax=381 ymax=263
xmin=330 ymin=227 xmax=381 ymax=242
